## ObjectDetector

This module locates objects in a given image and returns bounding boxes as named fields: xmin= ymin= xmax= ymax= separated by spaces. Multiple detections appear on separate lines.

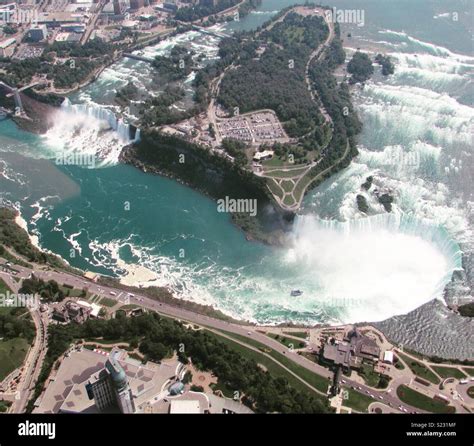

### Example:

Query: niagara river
xmin=0 ymin=0 xmax=472 ymax=359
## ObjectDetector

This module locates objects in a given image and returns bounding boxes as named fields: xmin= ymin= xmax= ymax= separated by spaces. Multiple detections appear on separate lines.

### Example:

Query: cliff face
xmin=120 ymin=130 xmax=293 ymax=245
xmin=0 ymin=86 xmax=61 ymax=134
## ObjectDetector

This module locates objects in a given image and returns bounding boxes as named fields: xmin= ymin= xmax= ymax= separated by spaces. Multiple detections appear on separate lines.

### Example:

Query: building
xmin=34 ymin=348 xmax=182 ymax=413
xmin=112 ymin=0 xmax=127 ymax=15
xmin=130 ymin=0 xmax=146 ymax=10
xmin=169 ymin=399 xmax=201 ymax=414
xmin=383 ymin=350 xmax=394 ymax=364
xmin=253 ymin=150 xmax=274 ymax=161
xmin=87 ymin=351 xmax=136 ymax=413
xmin=321 ymin=326 xmax=381 ymax=372
xmin=37 ymin=12 xmax=86 ymax=27
xmin=52 ymin=300 xmax=92 ymax=324
xmin=0 ymin=37 xmax=16 ymax=57
xmin=162 ymin=2 xmax=177 ymax=12
xmin=26 ymin=24 xmax=48 ymax=42
xmin=60 ymin=22 xmax=86 ymax=33
xmin=84 ymin=271 xmax=99 ymax=282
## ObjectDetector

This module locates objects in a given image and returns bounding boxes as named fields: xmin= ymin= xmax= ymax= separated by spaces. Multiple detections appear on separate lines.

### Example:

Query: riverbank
xmin=120 ymin=132 xmax=292 ymax=246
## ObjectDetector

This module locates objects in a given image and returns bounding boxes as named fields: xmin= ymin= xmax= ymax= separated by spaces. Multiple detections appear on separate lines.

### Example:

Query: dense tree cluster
xmin=44 ymin=39 xmax=114 ymax=59
xmin=347 ymin=51 xmax=374 ymax=83
xmin=218 ymin=13 xmax=328 ymax=140
xmin=0 ymin=208 xmax=67 ymax=268
xmin=115 ymin=82 xmax=140 ymax=106
xmin=0 ymin=39 xmax=114 ymax=88
xmin=43 ymin=313 xmax=330 ymax=413
xmin=174 ymin=0 xmax=241 ymax=22
xmin=458 ymin=303 xmax=474 ymax=317
xmin=152 ymin=45 xmax=195 ymax=82
xmin=221 ymin=138 xmax=248 ymax=167
xmin=238 ymin=0 xmax=261 ymax=17
xmin=19 ymin=275 xmax=65 ymax=303
xmin=375 ymin=53 xmax=395 ymax=76
xmin=0 ymin=307 xmax=35 ymax=343
xmin=139 ymin=85 xmax=191 ymax=127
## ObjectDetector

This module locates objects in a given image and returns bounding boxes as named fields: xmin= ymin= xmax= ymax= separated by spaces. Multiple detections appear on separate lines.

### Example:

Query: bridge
xmin=191 ymin=25 xmax=233 ymax=39
xmin=123 ymin=53 xmax=155 ymax=64
xmin=0 ymin=81 xmax=25 ymax=116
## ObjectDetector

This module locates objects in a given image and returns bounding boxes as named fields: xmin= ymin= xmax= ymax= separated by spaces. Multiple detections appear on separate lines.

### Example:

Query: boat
xmin=290 ymin=289 xmax=303 ymax=297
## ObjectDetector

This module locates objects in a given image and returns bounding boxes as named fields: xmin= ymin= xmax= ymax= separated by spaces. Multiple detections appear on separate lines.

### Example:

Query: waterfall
xmin=61 ymin=98 xmax=138 ymax=143
xmin=43 ymin=99 xmax=142 ymax=167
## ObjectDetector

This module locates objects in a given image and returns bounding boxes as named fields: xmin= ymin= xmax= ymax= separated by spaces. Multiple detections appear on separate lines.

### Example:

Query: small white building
xmin=253 ymin=150 xmax=274 ymax=161
xmin=77 ymin=299 xmax=102 ymax=318
xmin=0 ymin=38 xmax=16 ymax=58
xmin=383 ymin=350 xmax=394 ymax=364
xmin=169 ymin=399 xmax=201 ymax=414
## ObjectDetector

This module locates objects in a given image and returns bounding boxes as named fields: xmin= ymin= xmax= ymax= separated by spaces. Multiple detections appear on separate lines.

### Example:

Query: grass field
xmin=205 ymin=330 xmax=328 ymax=402
xmin=462 ymin=368 xmax=474 ymax=377
xmin=263 ymin=167 xmax=308 ymax=178
xmin=98 ymin=297 xmax=118 ymax=308
xmin=432 ymin=366 xmax=467 ymax=380
xmin=0 ymin=279 xmax=31 ymax=381
xmin=343 ymin=389 xmax=375 ymax=413
xmin=215 ymin=329 xmax=330 ymax=393
xmin=398 ymin=352 xmax=440 ymax=385
xmin=282 ymin=331 xmax=308 ymax=339
xmin=267 ymin=333 xmax=306 ymax=350
xmin=0 ymin=277 xmax=11 ymax=294
xmin=0 ymin=337 xmax=29 ymax=381
xmin=396 ymin=385 xmax=455 ymax=413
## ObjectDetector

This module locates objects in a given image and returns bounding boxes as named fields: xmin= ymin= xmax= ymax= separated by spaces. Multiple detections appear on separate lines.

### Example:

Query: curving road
xmin=0 ymin=257 xmax=442 ymax=414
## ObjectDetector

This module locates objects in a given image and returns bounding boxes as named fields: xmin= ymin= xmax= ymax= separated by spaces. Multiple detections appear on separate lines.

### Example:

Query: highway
xmin=0 ymin=258 xmax=435 ymax=414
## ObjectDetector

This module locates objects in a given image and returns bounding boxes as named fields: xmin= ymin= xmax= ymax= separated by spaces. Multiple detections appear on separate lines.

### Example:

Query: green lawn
xmin=267 ymin=333 xmax=306 ymax=350
xmin=98 ymin=297 xmax=117 ymax=308
xmin=432 ymin=366 xmax=467 ymax=380
xmin=0 ymin=277 xmax=11 ymax=294
xmin=0 ymin=400 xmax=12 ymax=413
xmin=266 ymin=178 xmax=284 ymax=200
xmin=264 ymin=168 xmax=308 ymax=179
xmin=283 ymin=194 xmax=296 ymax=206
xmin=205 ymin=330 xmax=328 ymax=402
xmin=462 ymin=368 xmax=474 ymax=377
xmin=0 ymin=279 xmax=31 ymax=380
xmin=280 ymin=180 xmax=295 ymax=193
xmin=0 ymin=337 xmax=30 ymax=381
xmin=343 ymin=389 xmax=375 ymax=413
xmin=215 ymin=329 xmax=330 ymax=393
xmin=396 ymin=385 xmax=455 ymax=413
xmin=398 ymin=352 xmax=440 ymax=385
xmin=282 ymin=331 xmax=308 ymax=339
xmin=357 ymin=363 xmax=388 ymax=388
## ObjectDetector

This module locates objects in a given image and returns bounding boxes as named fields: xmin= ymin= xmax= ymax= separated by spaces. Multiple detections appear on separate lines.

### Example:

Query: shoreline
xmin=5 ymin=205 xmax=474 ymax=360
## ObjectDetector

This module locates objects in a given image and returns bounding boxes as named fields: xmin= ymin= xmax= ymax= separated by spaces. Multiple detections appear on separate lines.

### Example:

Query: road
xmin=304 ymin=8 xmax=334 ymax=125
xmin=0 ymin=269 xmax=48 ymax=413
xmin=0 ymin=258 xmax=441 ymax=414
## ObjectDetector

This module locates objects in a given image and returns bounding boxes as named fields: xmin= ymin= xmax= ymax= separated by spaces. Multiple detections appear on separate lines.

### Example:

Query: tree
xmin=347 ymin=51 xmax=374 ymax=83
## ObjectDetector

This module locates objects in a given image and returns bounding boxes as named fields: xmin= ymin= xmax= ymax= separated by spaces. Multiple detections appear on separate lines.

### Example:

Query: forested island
xmin=120 ymin=5 xmax=362 ymax=243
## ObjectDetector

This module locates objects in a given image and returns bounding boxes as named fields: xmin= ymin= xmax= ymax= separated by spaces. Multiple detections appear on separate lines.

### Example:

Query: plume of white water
xmin=43 ymin=99 xmax=141 ymax=167
xmin=286 ymin=213 xmax=463 ymax=323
